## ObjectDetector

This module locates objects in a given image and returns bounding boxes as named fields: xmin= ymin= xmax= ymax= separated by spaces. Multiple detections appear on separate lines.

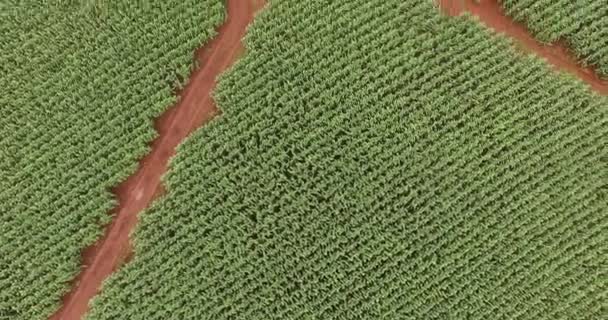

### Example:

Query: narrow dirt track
xmin=439 ymin=0 xmax=608 ymax=95
xmin=49 ymin=1 xmax=266 ymax=319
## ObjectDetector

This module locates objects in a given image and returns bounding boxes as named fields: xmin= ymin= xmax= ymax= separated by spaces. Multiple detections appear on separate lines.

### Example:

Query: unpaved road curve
xmin=49 ymin=1 xmax=267 ymax=319
xmin=439 ymin=0 xmax=608 ymax=95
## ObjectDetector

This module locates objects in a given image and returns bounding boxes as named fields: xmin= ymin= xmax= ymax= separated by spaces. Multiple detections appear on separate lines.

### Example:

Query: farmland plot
xmin=86 ymin=0 xmax=608 ymax=319
xmin=0 ymin=1 xmax=223 ymax=319
xmin=501 ymin=0 xmax=608 ymax=78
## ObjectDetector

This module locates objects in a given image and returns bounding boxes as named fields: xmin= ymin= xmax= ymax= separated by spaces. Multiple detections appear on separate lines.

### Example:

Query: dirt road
xmin=439 ymin=0 xmax=608 ymax=95
xmin=49 ymin=1 xmax=266 ymax=319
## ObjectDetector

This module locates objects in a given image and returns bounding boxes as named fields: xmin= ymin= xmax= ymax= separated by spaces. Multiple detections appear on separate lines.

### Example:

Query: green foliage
xmin=501 ymin=0 xmax=608 ymax=78
xmin=86 ymin=0 xmax=608 ymax=319
xmin=0 ymin=1 xmax=224 ymax=319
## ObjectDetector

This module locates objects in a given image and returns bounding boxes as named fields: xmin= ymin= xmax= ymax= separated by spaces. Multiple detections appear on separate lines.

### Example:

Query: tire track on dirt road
xmin=49 ymin=1 xmax=267 ymax=319
xmin=439 ymin=0 xmax=608 ymax=95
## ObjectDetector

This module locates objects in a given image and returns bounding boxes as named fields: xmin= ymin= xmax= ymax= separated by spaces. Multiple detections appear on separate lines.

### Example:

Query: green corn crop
xmin=0 ymin=2 xmax=223 ymax=319
xmin=86 ymin=1 xmax=608 ymax=319
xmin=501 ymin=0 xmax=608 ymax=78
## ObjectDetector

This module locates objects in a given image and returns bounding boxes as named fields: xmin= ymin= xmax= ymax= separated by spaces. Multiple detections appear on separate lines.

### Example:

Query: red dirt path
xmin=439 ymin=0 xmax=608 ymax=95
xmin=49 ymin=1 xmax=267 ymax=319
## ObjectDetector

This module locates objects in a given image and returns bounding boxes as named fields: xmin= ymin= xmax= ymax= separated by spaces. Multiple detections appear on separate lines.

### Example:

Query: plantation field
xmin=0 ymin=1 xmax=223 ymax=319
xmin=87 ymin=0 xmax=608 ymax=319
xmin=501 ymin=0 xmax=608 ymax=78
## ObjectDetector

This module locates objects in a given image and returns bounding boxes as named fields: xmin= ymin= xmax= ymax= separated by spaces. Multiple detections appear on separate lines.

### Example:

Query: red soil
xmin=438 ymin=0 xmax=608 ymax=95
xmin=49 ymin=1 xmax=267 ymax=319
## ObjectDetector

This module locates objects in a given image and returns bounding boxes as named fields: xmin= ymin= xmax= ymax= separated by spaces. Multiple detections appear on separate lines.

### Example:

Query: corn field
xmin=86 ymin=0 xmax=608 ymax=319
xmin=501 ymin=0 xmax=608 ymax=78
xmin=0 ymin=1 xmax=223 ymax=319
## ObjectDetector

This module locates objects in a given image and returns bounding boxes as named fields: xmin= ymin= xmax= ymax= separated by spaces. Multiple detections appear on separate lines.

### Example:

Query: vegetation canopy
xmin=87 ymin=0 xmax=608 ymax=319
xmin=501 ymin=0 xmax=608 ymax=78
xmin=0 ymin=1 xmax=224 ymax=319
